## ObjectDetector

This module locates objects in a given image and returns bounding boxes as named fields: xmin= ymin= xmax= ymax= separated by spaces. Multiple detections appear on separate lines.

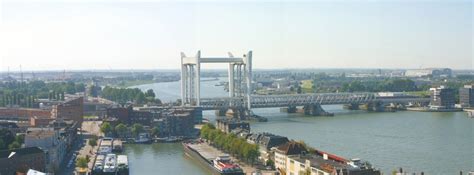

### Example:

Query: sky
xmin=0 ymin=0 xmax=472 ymax=71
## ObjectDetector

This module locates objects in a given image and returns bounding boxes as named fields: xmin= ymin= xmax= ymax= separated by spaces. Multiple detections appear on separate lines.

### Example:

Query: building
xmin=51 ymin=97 xmax=84 ymax=124
xmin=0 ymin=107 xmax=51 ymax=121
xmin=106 ymin=106 xmax=155 ymax=125
xmin=216 ymin=118 xmax=250 ymax=133
xmin=30 ymin=116 xmax=55 ymax=127
xmin=285 ymin=154 xmax=381 ymax=175
xmin=155 ymin=111 xmax=195 ymax=137
xmin=429 ymin=86 xmax=456 ymax=109
xmin=404 ymin=68 xmax=452 ymax=78
xmin=274 ymin=141 xmax=307 ymax=174
xmin=247 ymin=132 xmax=289 ymax=162
xmin=0 ymin=121 xmax=23 ymax=135
xmin=460 ymin=85 xmax=474 ymax=108
xmin=106 ymin=106 xmax=131 ymax=123
xmin=135 ymin=106 xmax=203 ymax=124
xmin=0 ymin=147 xmax=46 ymax=175
xmin=24 ymin=128 xmax=67 ymax=173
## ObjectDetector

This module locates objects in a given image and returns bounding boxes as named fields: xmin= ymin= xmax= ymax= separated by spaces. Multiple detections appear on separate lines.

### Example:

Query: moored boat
xmin=117 ymin=155 xmax=129 ymax=175
xmin=183 ymin=140 xmax=244 ymax=175
xmin=103 ymin=154 xmax=117 ymax=174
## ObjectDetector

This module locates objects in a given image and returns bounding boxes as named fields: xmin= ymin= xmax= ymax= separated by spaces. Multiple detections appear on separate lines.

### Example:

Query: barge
xmin=183 ymin=140 xmax=244 ymax=175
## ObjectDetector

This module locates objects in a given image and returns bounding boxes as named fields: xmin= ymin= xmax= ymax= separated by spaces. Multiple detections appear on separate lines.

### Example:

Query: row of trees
xmin=101 ymin=86 xmax=158 ymax=104
xmin=341 ymin=79 xmax=418 ymax=92
xmin=0 ymin=94 xmax=37 ymax=108
xmin=200 ymin=124 xmax=259 ymax=164
xmin=0 ymin=129 xmax=23 ymax=150
xmin=100 ymin=122 xmax=159 ymax=138
xmin=0 ymin=80 xmax=86 ymax=107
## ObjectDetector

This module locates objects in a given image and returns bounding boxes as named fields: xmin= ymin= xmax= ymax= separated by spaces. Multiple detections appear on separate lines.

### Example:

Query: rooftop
xmin=26 ymin=129 xmax=55 ymax=139
xmin=0 ymin=147 xmax=44 ymax=159
xmin=276 ymin=141 xmax=307 ymax=155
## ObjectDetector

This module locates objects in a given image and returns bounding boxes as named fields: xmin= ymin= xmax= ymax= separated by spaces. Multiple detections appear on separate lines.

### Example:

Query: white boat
xmin=103 ymin=154 xmax=117 ymax=173
xmin=467 ymin=110 xmax=474 ymax=118
xmin=134 ymin=133 xmax=151 ymax=143
xmin=117 ymin=155 xmax=129 ymax=175
xmin=93 ymin=155 xmax=105 ymax=173
xmin=98 ymin=146 xmax=112 ymax=155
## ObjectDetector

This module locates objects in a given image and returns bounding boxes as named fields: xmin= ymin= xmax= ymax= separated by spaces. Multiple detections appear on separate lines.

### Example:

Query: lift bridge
xmin=181 ymin=51 xmax=430 ymax=111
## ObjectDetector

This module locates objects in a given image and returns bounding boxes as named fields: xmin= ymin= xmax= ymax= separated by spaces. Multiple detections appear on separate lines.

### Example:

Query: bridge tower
xmin=180 ymin=51 xmax=253 ymax=109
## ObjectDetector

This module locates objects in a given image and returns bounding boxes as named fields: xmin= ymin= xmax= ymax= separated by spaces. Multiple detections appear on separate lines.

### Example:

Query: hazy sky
xmin=0 ymin=0 xmax=472 ymax=71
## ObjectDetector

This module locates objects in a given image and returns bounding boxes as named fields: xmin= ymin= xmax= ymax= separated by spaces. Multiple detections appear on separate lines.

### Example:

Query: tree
xmin=76 ymin=157 xmax=88 ymax=169
xmin=151 ymin=126 xmax=160 ymax=137
xmin=115 ymin=123 xmax=128 ymax=138
xmin=8 ymin=141 xmax=20 ymax=150
xmin=145 ymin=89 xmax=156 ymax=98
xmin=0 ymin=129 xmax=14 ymax=150
xmin=88 ymin=138 xmax=97 ymax=148
xmin=14 ymin=135 xmax=24 ymax=145
xmin=266 ymin=159 xmax=275 ymax=168
xmin=131 ymin=123 xmax=144 ymax=137
xmin=100 ymin=122 xmax=112 ymax=136
xmin=297 ymin=86 xmax=302 ymax=94
xmin=0 ymin=139 xmax=5 ymax=150
xmin=135 ymin=93 xmax=146 ymax=104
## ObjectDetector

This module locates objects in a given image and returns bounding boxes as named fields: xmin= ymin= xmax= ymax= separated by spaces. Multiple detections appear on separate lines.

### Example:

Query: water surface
xmin=130 ymin=79 xmax=474 ymax=174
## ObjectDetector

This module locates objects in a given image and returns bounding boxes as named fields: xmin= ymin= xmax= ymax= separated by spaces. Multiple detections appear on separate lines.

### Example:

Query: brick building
xmin=30 ymin=116 xmax=55 ymax=127
xmin=0 ymin=147 xmax=46 ymax=175
xmin=51 ymin=97 xmax=84 ymax=124
xmin=0 ymin=107 xmax=51 ymax=121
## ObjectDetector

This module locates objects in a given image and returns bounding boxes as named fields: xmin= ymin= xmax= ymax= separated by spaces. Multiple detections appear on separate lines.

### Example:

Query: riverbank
xmin=126 ymin=80 xmax=474 ymax=174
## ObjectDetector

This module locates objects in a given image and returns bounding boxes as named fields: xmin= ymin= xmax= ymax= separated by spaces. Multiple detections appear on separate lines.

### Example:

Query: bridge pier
xmin=362 ymin=102 xmax=385 ymax=112
xmin=280 ymin=106 xmax=297 ymax=113
xmin=215 ymin=108 xmax=227 ymax=116
xmin=303 ymin=104 xmax=334 ymax=116
xmin=343 ymin=103 xmax=360 ymax=110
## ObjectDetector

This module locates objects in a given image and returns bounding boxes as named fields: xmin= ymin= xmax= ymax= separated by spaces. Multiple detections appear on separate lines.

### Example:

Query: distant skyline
xmin=0 ymin=0 xmax=472 ymax=71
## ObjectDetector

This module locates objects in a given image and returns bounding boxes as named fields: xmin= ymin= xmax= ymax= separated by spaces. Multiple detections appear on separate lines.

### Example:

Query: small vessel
xmin=134 ymin=133 xmax=151 ymax=144
xmin=117 ymin=155 xmax=129 ymax=175
xmin=212 ymin=155 xmax=243 ymax=174
xmin=215 ymin=81 xmax=225 ymax=86
xmin=92 ymin=155 xmax=105 ymax=175
xmin=165 ymin=136 xmax=183 ymax=143
xmin=466 ymin=110 xmax=474 ymax=118
xmin=103 ymin=154 xmax=117 ymax=174
xmin=112 ymin=139 xmax=123 ymax=152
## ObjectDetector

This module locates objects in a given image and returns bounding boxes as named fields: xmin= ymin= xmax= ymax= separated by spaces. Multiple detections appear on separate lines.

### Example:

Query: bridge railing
xmin=198 ymin=93 xmax=430 ymax=109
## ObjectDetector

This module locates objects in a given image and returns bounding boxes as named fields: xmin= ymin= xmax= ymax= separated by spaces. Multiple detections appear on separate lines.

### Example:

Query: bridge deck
xmin=197 ymin=93 xmax=430 ymax=110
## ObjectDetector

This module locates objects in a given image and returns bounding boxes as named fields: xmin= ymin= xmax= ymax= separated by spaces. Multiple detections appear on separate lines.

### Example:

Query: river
xmin=129 ymin=78 xmax=474 ymax=174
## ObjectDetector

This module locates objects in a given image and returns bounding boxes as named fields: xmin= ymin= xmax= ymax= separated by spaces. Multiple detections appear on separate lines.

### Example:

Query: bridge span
xmin=180 ymin=51 xmax=430 ymax=117
xmin=198 ymin=93 xmax=430 ymax=110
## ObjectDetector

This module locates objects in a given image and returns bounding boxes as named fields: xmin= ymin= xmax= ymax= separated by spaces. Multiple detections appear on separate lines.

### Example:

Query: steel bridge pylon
xmin=180 ymin=50 xmax=253 ymax=109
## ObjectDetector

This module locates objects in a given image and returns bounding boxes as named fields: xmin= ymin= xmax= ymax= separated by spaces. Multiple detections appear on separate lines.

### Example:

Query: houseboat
xmin=92 ymin=155 xmax=105 ymax=175
xmin=103 ymin=154 xmax=117 ymax=174
xmin=117 ymin=155 xmax=129 ymax=175
xmin=183 ymin=141 xmax=244 ymax=175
